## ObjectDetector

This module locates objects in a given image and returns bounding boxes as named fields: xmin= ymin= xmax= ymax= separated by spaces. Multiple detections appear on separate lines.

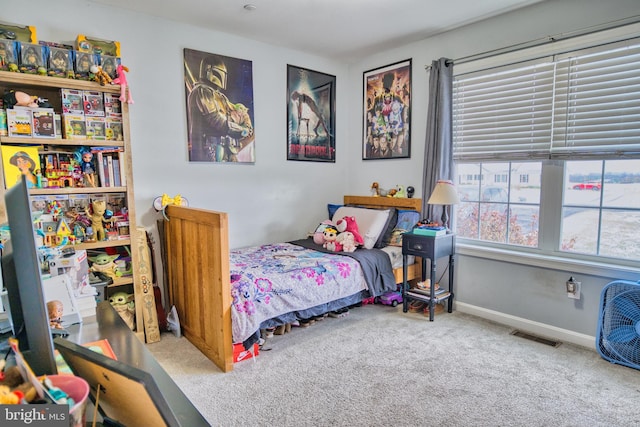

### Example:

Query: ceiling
xmin=90 ymin=0 xmax=544 ymax=61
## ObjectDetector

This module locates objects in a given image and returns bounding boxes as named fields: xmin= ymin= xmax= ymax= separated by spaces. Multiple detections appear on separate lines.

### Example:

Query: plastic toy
xmin=109 ymin=291 xmax=135 ymax=330
xmin=112 ymin=64 xmax=133 ymax=104
xmin=378 ymin=291 xmax=403 ymax=307
xmin=85 ymin=200 xmax=108 ymax=241
xmin=90 ymin=64 xmax=112 ymax=86
xmin=88 ymin=253 xmax=121 ymax=281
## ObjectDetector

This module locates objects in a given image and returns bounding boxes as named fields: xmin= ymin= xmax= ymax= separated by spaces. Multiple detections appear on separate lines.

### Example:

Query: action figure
xmin=47 ymin=300 xmax=64 ymax=329
xmin=80 ymin=149 xmax=96 ymax=187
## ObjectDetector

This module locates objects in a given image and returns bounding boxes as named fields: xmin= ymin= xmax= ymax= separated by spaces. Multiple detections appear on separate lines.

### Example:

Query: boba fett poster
xmin=184 ymin=48 xmax=255 ymax=163
xmin=287 ymin=65 xmax=336 ymax=162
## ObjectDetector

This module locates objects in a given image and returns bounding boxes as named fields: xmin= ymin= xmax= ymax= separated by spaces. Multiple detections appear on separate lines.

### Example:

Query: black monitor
xmin=1 ymin=175 xmax=58 ymax=376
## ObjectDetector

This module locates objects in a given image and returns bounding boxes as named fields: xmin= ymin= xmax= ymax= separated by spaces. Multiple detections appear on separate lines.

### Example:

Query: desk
xmin=402 ymin=232 xmax=455 ymax=321
xmin=64 ymin=302 xmax=210 ymax=426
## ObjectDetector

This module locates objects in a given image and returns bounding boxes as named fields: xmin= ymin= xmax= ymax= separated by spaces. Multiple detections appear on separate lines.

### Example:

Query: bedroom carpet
xmin=147 ymin=304 xmax=640 ymax=427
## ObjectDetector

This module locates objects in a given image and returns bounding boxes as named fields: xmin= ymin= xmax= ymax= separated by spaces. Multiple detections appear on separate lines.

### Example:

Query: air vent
xmin=510 ymin=330 xmax=562 ymax=347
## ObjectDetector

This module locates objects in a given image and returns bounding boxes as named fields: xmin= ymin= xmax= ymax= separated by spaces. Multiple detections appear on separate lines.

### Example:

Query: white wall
xmin=5 ymin=0 xmax=640 ymax=343
xmin=345 ymin=0 xmax=640 ymax=344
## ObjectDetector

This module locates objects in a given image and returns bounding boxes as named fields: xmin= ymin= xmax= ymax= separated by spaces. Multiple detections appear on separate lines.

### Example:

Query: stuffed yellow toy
xmin=90 ymin=65 xmax=113 ymax=86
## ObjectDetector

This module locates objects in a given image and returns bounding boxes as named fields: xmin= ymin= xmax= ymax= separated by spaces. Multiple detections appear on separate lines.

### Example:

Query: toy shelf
xmin=0 ymin=136 xmax=125 ymax=147
xmin=0 ymin=71 xmax=120 ymax=93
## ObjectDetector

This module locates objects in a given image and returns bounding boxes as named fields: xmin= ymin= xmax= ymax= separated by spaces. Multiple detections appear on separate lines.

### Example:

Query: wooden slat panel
xmin=164 ymin=205 xmax=233 ymax=372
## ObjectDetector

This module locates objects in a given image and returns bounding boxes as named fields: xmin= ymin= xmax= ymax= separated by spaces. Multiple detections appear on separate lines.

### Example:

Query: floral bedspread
xmin=230 ymin=242 xmax=367 ymax=343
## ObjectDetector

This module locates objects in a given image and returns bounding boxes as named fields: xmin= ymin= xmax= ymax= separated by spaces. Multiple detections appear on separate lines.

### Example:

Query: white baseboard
xmin=455 ymin=302 xmax=596 ymax=350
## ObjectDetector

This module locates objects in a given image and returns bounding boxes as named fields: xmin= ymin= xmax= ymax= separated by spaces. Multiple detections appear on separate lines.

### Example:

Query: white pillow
xmin=332 ymin=206 xmax=390 ymax=249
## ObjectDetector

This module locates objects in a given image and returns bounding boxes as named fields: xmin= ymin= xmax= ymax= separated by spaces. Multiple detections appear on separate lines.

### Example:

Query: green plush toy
xmin=89 ymin=253 xmax=121 ymax=281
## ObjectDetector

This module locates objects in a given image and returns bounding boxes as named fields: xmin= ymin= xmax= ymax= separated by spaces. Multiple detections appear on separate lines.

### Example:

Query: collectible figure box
xmin=31 ymin=108 xmax=56 ymax=138
xmin=0 ymin=39 xmax=18 ymax=71
xmin=103 ymin=93 xmax=122 ymax=118
xmin=7 ymin=107 xmax=32 ymax=137
xmin=54 ymin=113 xmax=62 ymax=139
xmin=86 ymin=116 xmax=106 ymax=140
xmin=83 ymin=91 xmax=105 ymax=117
xmin=0 ymin=109 xmax=7 ymax=136
xmin=105 ymin=118 xmax=124 ymax=141
xmin=18 ymin=42 xmax=46 ymax=74
xmin=47 ymin=46 xmax=74 ymax=78
xmin=63 ymin=114 xmax=86 ymax=139
xmin=61 ymin=88 xmax=84 ymax=115
xmin=99 ymin=55 xmax=120 ymax=79
xmin=76 ymin=34 xmax=120 ymax=57
xmin=0 ymin=21 xmax=37 ymax=43
xmin=74 ymin=51 xmax=96 ymax=80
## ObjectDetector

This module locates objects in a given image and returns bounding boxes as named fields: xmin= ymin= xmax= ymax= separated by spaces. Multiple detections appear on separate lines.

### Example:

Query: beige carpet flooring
xmin=147 ymin=304 xmax=640 ymax=427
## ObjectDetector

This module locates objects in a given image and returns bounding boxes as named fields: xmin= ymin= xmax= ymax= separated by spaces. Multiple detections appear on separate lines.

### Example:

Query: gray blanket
xmin=290 ymin=238 xmax=397 ymax=297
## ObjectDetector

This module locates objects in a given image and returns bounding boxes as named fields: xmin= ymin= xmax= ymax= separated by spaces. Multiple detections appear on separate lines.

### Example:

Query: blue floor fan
xmin=596 ymin=280 xmax=640 ymax=370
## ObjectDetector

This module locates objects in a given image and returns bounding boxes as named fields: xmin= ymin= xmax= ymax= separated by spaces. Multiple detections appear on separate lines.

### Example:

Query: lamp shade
xmin=427 ymin=180 xmax=460 ymax=205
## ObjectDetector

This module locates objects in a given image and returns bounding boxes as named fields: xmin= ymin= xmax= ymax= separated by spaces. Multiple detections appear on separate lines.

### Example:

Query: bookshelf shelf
xmin=0 ymin=71 xmax=156 ymax=342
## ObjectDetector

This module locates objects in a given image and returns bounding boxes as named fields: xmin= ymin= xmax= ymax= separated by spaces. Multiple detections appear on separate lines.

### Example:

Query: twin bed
xmin=163 ymin=195 xmax=422 ymax=372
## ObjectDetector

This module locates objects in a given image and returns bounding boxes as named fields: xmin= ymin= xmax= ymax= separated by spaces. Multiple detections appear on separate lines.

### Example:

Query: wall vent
xmin=510 ymin=330 xmax=562 ymax=347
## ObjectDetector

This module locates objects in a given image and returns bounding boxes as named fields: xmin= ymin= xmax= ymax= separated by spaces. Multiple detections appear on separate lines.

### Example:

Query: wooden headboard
xmin=343 ymin=195 xmax=422 ymax=213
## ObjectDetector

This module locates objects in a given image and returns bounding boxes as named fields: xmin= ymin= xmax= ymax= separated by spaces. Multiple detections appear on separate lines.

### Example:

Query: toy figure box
xmin=48 ymin=249 xmax=91 ymax=298
xmin=0 ymin=109 xmax=7 ymax=136
xmin=104 ymin=93 xmax=122 ymax=118
xmin=99 ymin=55 xmax=120 ymax=79
xmin=46 ymin=45 xmax=74 ymax=78
xmin=31 ymin=108 xmax=56 ymax=138
xmin=83 ymin=91 xmax=105 ymax=117
xmin=76 ymin=34 xmax=120 ymax=57
xmin=0 ymin=39 xmax=18 ymax=71
xmin=61 ymin=88 xmax=84 ymax=115
xmin=18 ymin=42 xmax=46 ymax=74
xmin=105 ymin=118 xmax=124 ymax=141
xmin=0 ymin=21 xmax=37 ymax=43
xmin=6 ymin=107 xmax=32 ymax=137
xmin=74 ymin=51 xmax=96 ymax=80
xmin=86 ymin=116 xmax=106 ymax=140
xmin=62 ymin=114 xmax=86 ymax=139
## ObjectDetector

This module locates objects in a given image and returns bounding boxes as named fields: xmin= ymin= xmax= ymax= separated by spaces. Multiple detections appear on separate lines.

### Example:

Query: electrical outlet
xmin=566 ymin=277 xmax=581 ymax=299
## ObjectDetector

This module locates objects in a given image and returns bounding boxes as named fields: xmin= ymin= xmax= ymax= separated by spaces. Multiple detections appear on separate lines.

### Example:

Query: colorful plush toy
xmin=335 ymin=216 xmax=364 ymax=246
xmin=337 ymin=231 xmax=357 ymax=252
xmin=90 ymin=64 xmax=113 ymax=86
xmin=322 ymin=225 xmax=343 ymax=252
xmin=313 ymin=219 xmax=333 ymax=245
xmin=112 ymin=64 xmax=134 ymax=104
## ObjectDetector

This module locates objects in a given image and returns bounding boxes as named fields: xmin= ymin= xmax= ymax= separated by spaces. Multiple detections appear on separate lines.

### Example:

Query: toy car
xmin=378 ymin=291 xmax=403 ymax=307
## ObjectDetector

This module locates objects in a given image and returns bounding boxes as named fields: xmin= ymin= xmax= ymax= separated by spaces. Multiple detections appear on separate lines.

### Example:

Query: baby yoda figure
xmin=89 ymin=253 xmax=121 ymax=281
xmin=109 ymin=291 xmax=135 ymax=330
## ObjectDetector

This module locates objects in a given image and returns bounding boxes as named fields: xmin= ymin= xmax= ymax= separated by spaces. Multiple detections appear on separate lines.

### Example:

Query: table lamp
xmin=427 ymin=180 xmax=460 ymax=230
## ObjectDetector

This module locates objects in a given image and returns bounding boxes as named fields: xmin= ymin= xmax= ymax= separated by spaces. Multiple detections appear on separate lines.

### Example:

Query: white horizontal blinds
xmin=551 ymin=39 xmax=640 ymax=159
xmin=453 ymin=60 xmax=555 ymax=161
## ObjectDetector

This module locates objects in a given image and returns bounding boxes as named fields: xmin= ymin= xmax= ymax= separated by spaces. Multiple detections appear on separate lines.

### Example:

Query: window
xmin=562 ymin=159 xmax=640 ymax=260
xmin=452 ymin=25 xmax=640 ymax=264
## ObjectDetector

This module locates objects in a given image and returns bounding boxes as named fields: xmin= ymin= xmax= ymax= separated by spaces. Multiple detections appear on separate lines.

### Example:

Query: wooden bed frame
xmin=164 ymin=195 xmax=422 ymax=372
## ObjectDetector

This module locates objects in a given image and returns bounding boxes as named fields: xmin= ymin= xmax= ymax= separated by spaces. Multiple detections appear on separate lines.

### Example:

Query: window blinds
xmin=453 ymin=37 xmax=640 ymax=161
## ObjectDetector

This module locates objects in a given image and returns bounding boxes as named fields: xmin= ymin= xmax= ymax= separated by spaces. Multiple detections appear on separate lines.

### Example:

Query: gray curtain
xmin=421 ymin=58 xmax=454 ymax=222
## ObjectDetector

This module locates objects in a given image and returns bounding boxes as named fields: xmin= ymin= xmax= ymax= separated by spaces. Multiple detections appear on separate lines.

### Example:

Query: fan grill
xmin=597 ymin=280 xmax=640 ymax=370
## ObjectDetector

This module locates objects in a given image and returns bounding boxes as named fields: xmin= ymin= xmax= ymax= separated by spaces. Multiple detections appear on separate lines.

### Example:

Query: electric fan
xmin=596 ymin=280 xmax=640 ymax=370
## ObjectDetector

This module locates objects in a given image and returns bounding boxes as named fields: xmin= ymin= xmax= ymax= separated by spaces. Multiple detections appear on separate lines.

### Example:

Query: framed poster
xmin=363 ymin=59 xmax=412 ymax=160
xmin=184 ymin=48 xmax=255 ymax=163
xmin=287 ymin=65 xmax=336 ymax=162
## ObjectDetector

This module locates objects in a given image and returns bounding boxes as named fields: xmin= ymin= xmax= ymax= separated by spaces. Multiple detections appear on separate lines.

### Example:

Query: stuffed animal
xmin=335 ymin=216 xmax=364 ymax=246
xmin=90 ymin=65 xmax=113 ymax=86
xmin=313 ymin=220 xmax=333 ymax=245
xmin=89 ymin=253 xmax=121 ymax=281
xmin=322 ymin=225 xmax=343 ymax=252
xmin=112 ymin=64 xmax=134 ymax=104
xmin=109 ymin=291 xmax=135 ymax=330
xmin=337 ymin=231 xmax=357 ymax=252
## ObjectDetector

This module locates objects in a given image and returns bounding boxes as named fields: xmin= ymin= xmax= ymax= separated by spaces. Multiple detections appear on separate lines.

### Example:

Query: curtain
xmin=422 ymin=58 xmax=454 ymax=222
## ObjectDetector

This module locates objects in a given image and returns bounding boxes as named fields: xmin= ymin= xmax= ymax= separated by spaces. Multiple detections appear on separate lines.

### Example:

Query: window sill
xmin=456 ymin=242 xmax=640 ymax=281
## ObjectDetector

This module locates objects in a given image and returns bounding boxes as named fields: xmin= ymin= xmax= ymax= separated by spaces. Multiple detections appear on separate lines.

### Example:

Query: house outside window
xmin=452 ymin=24 xmax=640 ymax=265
